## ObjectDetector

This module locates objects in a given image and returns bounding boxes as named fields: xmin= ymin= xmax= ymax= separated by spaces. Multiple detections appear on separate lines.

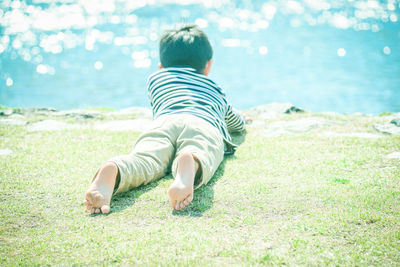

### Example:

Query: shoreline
xmin=0 ymin=103 xmax=399 ymax=136
xmin=1 ymin=103 xmax=400 ymax=116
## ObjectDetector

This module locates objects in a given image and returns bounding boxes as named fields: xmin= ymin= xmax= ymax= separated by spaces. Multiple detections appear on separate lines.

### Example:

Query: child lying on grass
xmin=84 ymin=25 xmax=247 ymax=214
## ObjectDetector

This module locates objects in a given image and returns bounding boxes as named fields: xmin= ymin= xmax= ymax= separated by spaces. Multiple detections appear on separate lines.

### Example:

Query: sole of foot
xmin=168 ymin=152 xmax=196 ymax=210
xmin=84 ymin=162 xmax=117 ymax=214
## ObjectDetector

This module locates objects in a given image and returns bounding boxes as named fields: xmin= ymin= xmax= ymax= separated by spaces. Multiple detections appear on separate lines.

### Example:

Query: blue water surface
xmin=0 ymin=0 xmax=399 ymax=114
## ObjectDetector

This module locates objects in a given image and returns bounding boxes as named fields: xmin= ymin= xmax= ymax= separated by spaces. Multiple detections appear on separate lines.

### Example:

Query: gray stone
xmin=0 ymin=148 xmax=13 ymax=156
xmin=23 ymin=107 xmax=57 ymax=115
xmin=94 ymin=119 xmax=152 ymax=132
xmin=54 ymin=109 xmax=101 ymax=119
xmin=374 ymin=123 xmax=400 ymax=135
xmin=10 ymin=107 xmax=57 ymax=117
xmin=0 ymin=109 xmax=13 ymax=116
xmin=386 ymin=152 xmax=400 ymax=159
xmin=391 ymin=118 xmax=400 ymax=127
xmin=27 ymin=120 xmax=80 ymax=131
xmin=351 ymin=112 xmax=368 ymax=116
xmin=8 ymin=114 xmax=26 ymax=120
xmin=110 ymin=107 xmax=152 ymax=119
xmin=261 ymin=117 xmax=336 ymax=136
xmin=319 ymin=132 xmax=382 ymax=139
xmin=0 ymin=119 xmax=28 ymax=126
xmin=247 ymin=103 xmax=304 ymax=119
xmin=284 ymin=106 xmax=304 ymax=114
xmin=320 ymin=112 xmax=341 ymax=116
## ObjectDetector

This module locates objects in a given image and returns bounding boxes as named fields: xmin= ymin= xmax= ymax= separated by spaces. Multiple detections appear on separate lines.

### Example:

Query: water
xmin=0 ymin=0 xmax=399 ymax=114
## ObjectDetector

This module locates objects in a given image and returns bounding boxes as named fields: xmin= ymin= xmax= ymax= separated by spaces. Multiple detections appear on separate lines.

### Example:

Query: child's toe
xmin=101 ymin=205 xmax=110 ymax=214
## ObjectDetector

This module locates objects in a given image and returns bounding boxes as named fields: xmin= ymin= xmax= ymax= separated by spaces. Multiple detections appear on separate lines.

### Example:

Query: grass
xmin=0 ymin=111 xmax=399 ymax=265
xmin=86 ymin=106 xmax=117 ymax=112
xmin=379 ymin=112 xmax=393 ymax=117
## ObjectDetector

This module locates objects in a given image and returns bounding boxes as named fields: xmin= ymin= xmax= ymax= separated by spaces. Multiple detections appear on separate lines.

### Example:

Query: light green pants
xmin=107 ymin=114 xmax=225 ymax=195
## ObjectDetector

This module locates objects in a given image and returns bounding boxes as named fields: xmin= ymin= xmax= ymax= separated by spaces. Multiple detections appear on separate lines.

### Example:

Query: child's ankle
xmin=96 ymin=162 xmax=118 ymax=185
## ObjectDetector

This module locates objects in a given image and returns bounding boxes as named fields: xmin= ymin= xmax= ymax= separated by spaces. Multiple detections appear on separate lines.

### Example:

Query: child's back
xmin=148 ymin=66 xmax=245 ymax=154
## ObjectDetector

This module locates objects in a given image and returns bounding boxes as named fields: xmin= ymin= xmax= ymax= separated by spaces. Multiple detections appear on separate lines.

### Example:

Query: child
xmin=84 ymin=25 xmax=247 ymax=214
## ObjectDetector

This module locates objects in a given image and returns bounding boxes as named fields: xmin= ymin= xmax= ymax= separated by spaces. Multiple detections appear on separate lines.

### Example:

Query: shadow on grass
xmin=172 ymin=131 xmax=246 ymax=217
xmin=171 ymin=155 xmax=232 ymax=217
xmin=93 ymin=132 xmax=246 ymax=217
xmin=88 ymin=179 xmax=164 ymax=217
xmin=108 ymin=177 xmax=166 ymax=214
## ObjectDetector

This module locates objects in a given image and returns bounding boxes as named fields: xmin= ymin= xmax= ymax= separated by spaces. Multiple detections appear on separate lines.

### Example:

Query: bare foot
xmin=84 ymin=162 xmax=118 ymax=214
xmin=168 ymin=152 xmax=198 ymax=210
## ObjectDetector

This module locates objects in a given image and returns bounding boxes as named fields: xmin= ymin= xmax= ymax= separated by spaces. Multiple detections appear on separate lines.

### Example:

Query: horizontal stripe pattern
xmin=147 ymin=67 xmax=245 ymax=154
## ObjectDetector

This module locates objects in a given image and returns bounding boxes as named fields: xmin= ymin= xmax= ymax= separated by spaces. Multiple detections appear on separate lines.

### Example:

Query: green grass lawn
xmin=1 ymin=111 xmax=399 ymax=265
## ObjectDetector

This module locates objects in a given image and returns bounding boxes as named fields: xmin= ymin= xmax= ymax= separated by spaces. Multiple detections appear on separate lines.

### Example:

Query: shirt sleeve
xmin=225 ymin=103 xmax=246 ymax=133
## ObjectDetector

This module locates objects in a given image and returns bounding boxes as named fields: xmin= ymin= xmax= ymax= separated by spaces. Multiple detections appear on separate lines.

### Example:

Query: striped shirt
xmin=147 ymin=67 xmax=245 ymax=155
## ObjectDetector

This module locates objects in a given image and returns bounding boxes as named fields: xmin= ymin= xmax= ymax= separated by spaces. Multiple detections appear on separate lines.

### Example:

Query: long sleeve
xmin=225 ymin=104 xmax=246 ymax=133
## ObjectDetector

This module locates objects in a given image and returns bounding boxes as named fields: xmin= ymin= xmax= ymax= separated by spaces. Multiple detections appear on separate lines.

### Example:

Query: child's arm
xmin=225 ymin=104 xmax=247 ymax=133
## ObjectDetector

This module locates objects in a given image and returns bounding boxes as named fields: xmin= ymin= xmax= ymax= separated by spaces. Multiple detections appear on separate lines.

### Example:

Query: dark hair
xmin=159 ymin=25 xmax=213 ymax=72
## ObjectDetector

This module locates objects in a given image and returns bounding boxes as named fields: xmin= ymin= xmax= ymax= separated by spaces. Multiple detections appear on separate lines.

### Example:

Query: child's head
xmin=159 ymin=25 xmax=213 ymax=74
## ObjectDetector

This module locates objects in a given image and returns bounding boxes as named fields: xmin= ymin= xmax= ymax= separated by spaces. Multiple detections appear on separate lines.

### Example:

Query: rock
xmin=374 ymin=123 xmax=400 ymax=135
xmin=0 ymin=109 xmax=13 ymax=116
xmin=247 ymin=103 xmax=304 ymax=119
xmin=27 ymin=120 xmax=80 ymax=131
xmin=284 ymin=106 xmax=304 ymax=114
xmin=351 ymin=112 xmax=367 ymax=116
xmin=8 ymin=107 xmax=57 ymax=117
xmin=0 ymin=119 xmax=28 ymax=126
xmin=391 ymin=118 xmax=400 ymax=127
xmin=319 ymin=132 xmax=382 ymax=139
xmin=386 ymin=152 xmax=400 ymax=159
xmin=110 ymin=107 xmax=153 ymax=119
xmin=94 ymin=119 xmax=152 ymax=132
xmin=8 ymin=114 xmax=26 ymax=120
xmin=261 ymin=117 xmax=336 ymax=136
xmin=320 ymin=112 xmax=342 ymax=117
xmin=0 ymin=148 xmax=13 ymax=156
xmin=20 ymin=107 xmax=57 ymax=116
xmin=34 ymin=107 xmax=57 ymax=112
xmin=54 ymin=109 xmax=101 ymax=119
